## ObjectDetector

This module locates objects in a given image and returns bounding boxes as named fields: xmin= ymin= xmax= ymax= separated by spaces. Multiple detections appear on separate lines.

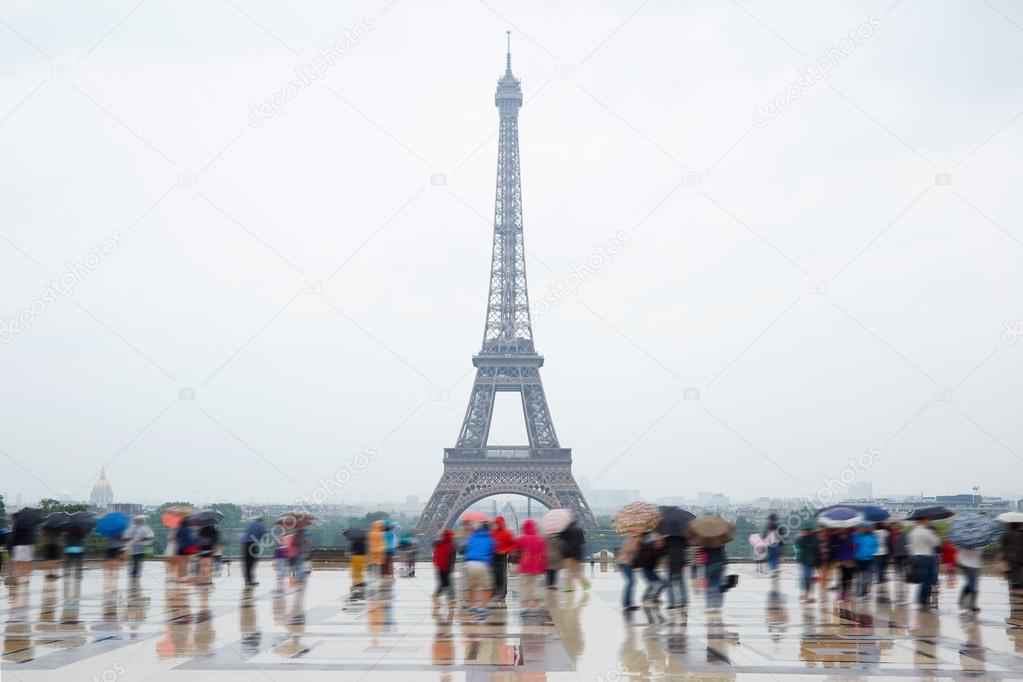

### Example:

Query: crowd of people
xmin=6 ymin=504 xmax=1023 ymax=624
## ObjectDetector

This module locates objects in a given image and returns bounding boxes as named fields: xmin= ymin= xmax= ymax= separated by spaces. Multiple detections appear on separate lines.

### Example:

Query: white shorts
xmin=12 ymin=545 xmax=34 ymax=563
xmin=464 ymin=561 xmax=492 ymax=590
xmin=518 ymin=572 xmax=541 ymax=602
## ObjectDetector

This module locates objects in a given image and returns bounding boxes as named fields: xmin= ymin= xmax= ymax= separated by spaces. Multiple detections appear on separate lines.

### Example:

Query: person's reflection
xmin=706 ymin=611 xmax=737 ymax=665
xmin=912 ymin=609 xmax=940 ymax=672
xmin=1007 ymin=596 xmax=1023 ymax=652
xmin=766 ymin=586 xmax=789 ymax=638
xmin=558 ymin=593 xmax=586 ymax=664
xmin=618 ymin=621 xmax=650 ymax=678
xmin=431 ymin=618 xmax=455 ymax=666
xmin=125 ymin=580 xmax=150 ymax=635
xmin=3 ymin=622 xmax=33 ymax=664
xmin=240 ymin=586 xmax=262 ymax=654
xmin=193 ymin=606 xmax=215 ymax=656
xmin=272 ymin=615 xmax=307 ymax=659
xmin=39 ymin=579 xmax=59 ymax=628
xmin=958 ymin=616 xmax=985 ymax=676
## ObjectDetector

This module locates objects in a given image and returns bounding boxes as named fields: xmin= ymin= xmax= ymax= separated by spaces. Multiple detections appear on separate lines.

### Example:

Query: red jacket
xmin=491 ymin=516 xmax=517 ymax=555
xmin=433 ymin=531 xmax=455 ymax=571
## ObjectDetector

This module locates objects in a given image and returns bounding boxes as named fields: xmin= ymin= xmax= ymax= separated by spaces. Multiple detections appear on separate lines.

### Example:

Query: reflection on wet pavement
xmin=3 ymin=563 xmax=1023 ymax=679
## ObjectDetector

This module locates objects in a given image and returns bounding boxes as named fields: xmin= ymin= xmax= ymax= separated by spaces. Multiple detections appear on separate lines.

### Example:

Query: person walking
xmin=241 ymin=517 xmax=265 ymax=586
xmin=463 ymin=522 xmax=495 ymax=618
xmin=637 ymin=535 xmax=665 ymax=605
xmin=175 ymin=518 xmax=198 ymax=583
xmin=763 ymin=514 xmax=784 ymax=575
xmin=544 ymin=532 xmax=563 ymax=591
xmin=197 ymin=523 xmax=219 ymax=584
xmin=559 ymin=520 xmax=591 ymax=593
xmin=490 ymin=516 xmax=516 ymax=604
xmin=10 ymin=510 xmax=37 ymax=587
xmin=514 ymin=519 xmax=547 ymax=614
xmin=832 ymin=529 xmax=856 ymax=601
xmin=705 ymin=544 xmax=728 ymax=612
xmin=874 ymin=523 xmax=890 ymax=586
xmin=664 ymin=534 xmax=689 ymax=610
xmin=1002 ymin=523 xmax=1023 ymax=592
xmin=909 ymin=518 xmax=941 ymax=609
xmin=617 ymin=535 xmax=641 ymax=612
xmin=795 ymin=527 xmax=818 ymax=604
xmin=383 ymin=522 xmax=397 ymax=579
xmin=853 ymin=524 xmax=878 ymax=598
xmin=348 ymin=532 xmax=367 ymax=597
xmin=432 ymin=530 xmax=456 ymax=612
xmin=956 ymin=544 xmax=982 ymax=613
xmin=367 ymin=520 xmax=386 ymax=587
xmin=124 ymin=516 xmax=154 ymax=580
xmin=64 ymin=521 xmax=88 ymax=582
xmin=41 ymin=526 xmax=62 ymax=580
xmin=889 ymin=523 xmax=907 ymax=580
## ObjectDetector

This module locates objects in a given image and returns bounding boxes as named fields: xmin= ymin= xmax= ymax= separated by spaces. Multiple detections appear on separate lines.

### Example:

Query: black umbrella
xmin=343 ymin=528 xmax=367 ymax=541
xmin=41 ymin=511 xmax=71 ymax=530
xmin=187 ymin=509 xmax=224 ymax=527
xmin=908 ymin=505 xmax=954 ymax=521
xmin=68 ymin=511 xmax=95 ymax=534
xmin=656 ymin=506 xmax=696 ymax=537
xmin=12 ymin=507 xmax=43 ymax=527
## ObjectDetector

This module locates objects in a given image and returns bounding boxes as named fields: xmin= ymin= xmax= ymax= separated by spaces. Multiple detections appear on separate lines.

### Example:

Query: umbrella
xmin=817 ymin=506 xmax=865 ymax=528
xmin=539 ymin=509 xmax=574 ymax=535
xmin=68 ymin=511 xmax=94 ymax=534
xmin=857 ymin=505 xmax=891 ymax=522
xmin=907 ymin=506 xmax=954 ymax=521
xmin=276 ymin=511 xmax=316 ymax=530
xmin=12 ymin=507 xmax=43 ymax=527
xmin=997 ymin=512 xmax=1023 ymax=524
xmin=460 ymin=511 xmax=489 ymax=524
xmin=656 ymin=506 xmax=696 ymax=537
xmin=613 ymin=501 xmax=661 ymax=536
xmin=96 ymin=512 xmax=130 ymax=538
xmin=187 ymin=509 xmax=224 ymax=527
xmin=41 ymin=512 xmax=71 ymax=530
xmin=685 ymin=515 xmax=736 ymax=548
xmin=343 ymin=528 xmax=367 ymax=541
xmin=161 ymin=505 xmax=196 ymax=529
xmin=949 ymin=514 xmax=1000 ymax=549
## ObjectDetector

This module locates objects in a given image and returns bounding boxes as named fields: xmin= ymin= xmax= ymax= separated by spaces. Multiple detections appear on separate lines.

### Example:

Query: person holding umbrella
xmin=124 ymin=516 xmax=154 ymax=580
xmin=950 ymin=514 xmax=999 ymax=613
xmin=657 ymin=506 xmax=694 ymax=610
xmin=241 ymin=517 xmax=265 ymax=587
xmin=10 ymin=507 xmax=42 ymax=587
xmin=795 ymin=526 xmax=819 ymax=604
xmin=685 ymin=515 xmax=735 ymax=612
xmin=909 ymin=516 xmax=941 ymax=609
xmin=560 ymin=519 xmax=590 ymax=593
xmin=40 ymin=513 xmax=68 ymax=580
xmin=64 ymin=512 xmax=92 ymax=582
xmin=1000 ymin=522 xmax=1023 ymax=592
xmin=514 ymin=519 xmax=548 ymax=615
xmin=616 ymin=534 xmax=642 ymax=611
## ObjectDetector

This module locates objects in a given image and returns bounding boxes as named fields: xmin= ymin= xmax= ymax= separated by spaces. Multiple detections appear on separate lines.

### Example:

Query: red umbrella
xmin=461 ymin=511 xmax=489 ymax=523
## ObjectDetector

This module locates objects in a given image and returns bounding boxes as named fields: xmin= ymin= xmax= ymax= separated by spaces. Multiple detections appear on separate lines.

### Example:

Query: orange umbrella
xmin=161 ymin=505 xmax=195 ymax=529
xmin=461 ymin=511 xmax=489 ymax=523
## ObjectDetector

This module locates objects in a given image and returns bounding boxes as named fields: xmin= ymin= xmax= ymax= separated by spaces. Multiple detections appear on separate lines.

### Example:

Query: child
xmin=432 ymin=530 xmax=455 ymax=612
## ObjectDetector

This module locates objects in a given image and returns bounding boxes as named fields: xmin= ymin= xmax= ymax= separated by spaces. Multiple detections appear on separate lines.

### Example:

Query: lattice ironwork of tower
xmin=417 ymin=35 xmax=595 ymax=536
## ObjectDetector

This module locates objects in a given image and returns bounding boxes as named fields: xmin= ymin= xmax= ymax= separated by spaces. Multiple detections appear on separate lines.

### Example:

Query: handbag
xmin=723 ymin=573 xmax=739 ymax=591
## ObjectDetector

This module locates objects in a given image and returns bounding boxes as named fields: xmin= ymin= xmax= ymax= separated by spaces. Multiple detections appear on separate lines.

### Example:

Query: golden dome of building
xmin=90 ymin=467 xmax=113 ymax=509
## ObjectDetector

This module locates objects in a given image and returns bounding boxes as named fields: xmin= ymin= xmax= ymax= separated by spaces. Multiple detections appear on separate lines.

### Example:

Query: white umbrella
xmin=997 ymin=511 xmax=1023 ymax=524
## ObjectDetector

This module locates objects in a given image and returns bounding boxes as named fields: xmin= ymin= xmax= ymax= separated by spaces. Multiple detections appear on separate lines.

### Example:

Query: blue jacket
xmin=853 ymin=532 xmax=878 ymax=561
xmin=244 ymin=520 xmax=265 ymax=544
xmin=464 ymin=530 xmax=494 ymax=563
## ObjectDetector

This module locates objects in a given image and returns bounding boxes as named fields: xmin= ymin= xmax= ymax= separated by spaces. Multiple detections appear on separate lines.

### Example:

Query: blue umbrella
xmin=96 ymin=511 xmax=130 ymax=538
xmin=816 ymin=506 xmax=864 ymax=528
xmin=857 ymin=505 xmax=891 ymax=522
xmin=949 ymin=514 xmax=1000 ymax=549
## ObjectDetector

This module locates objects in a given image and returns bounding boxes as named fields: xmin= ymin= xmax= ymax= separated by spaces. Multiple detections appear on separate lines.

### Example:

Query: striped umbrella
xmin=612 ymin=502 xmax=660 ymax=536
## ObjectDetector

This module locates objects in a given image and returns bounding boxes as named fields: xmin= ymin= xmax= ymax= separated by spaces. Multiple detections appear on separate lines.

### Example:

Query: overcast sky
xmin=1 ymin=0 xmax=1021 ymax=509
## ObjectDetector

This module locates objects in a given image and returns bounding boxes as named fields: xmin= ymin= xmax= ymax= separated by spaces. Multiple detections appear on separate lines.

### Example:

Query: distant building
xmin=586 ymin=489 xmax=642 ymax=513
xmin=847 ymin=481 xmax=873 ymax=500
xmin=112 ymin=503 xmax=144 ymax=516
xmin=90 ymin=468 xmax=113 ymax=509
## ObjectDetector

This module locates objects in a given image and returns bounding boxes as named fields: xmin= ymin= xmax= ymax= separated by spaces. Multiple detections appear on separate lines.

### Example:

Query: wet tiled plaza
xmin=3 ymin=562 xmax=1023 ymax=680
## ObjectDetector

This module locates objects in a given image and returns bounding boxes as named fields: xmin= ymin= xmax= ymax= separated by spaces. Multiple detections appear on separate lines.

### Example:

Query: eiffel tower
xmin=417 ymin=35 xmax=595 ymax=536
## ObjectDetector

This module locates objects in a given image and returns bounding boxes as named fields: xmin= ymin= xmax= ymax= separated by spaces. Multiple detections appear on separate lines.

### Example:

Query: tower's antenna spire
xmin=506 ymin=30 xmax=512 ymax=73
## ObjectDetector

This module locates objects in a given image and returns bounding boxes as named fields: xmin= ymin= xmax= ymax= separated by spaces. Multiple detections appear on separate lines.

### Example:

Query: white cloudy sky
xmin=1 ymin=0 xmax=1021 ymax=508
